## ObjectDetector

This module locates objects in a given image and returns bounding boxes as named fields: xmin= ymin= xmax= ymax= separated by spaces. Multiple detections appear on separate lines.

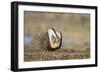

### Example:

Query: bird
xmin=32 ymin=28 xmax=62 ymax=51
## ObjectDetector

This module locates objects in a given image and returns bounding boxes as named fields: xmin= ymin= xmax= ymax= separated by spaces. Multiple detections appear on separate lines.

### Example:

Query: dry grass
xmin=24 ymin=43 xmax=90 ymax=61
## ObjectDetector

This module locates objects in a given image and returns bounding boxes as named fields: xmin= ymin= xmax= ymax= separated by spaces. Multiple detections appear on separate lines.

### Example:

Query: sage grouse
xmin=32 ymin=28 xmax=62 ymax=51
